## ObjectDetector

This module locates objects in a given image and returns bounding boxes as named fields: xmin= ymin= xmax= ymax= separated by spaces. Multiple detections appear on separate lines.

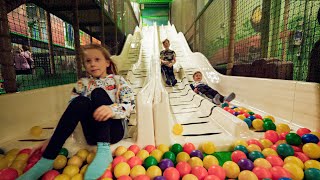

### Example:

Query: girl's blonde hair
xmin=193 ymin=71 xmax=202 ymax=78
xmin=80 ymin=44 xmax=118 ymax=75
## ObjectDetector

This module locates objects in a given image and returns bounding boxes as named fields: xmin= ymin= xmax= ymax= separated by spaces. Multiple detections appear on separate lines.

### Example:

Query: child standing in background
xmin=18 ymin=44 xmax=135 ymax=180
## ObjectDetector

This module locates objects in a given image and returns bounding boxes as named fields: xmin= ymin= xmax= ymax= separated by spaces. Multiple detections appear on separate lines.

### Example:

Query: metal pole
xmin=45 ymin=11 xmax=56 ymax=74
xmin=227 ymin=0 xmax=237 ymax=76
xmin=73 ymin=0 xmax=82 ymax=79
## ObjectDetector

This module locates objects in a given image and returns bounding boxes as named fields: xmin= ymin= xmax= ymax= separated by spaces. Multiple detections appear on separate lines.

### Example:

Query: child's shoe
xmin=165 ymin=80 xmax=171 ymax=86
xmin=212 ymin=94 xmax=222 ymax=105
xmin=224 ymin=92 xmax=236 ymax=102
xmin=172 ymin=79 xmax=177 ymax=86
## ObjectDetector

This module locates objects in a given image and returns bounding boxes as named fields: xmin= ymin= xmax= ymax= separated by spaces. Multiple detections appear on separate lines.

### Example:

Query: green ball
xmin=162 ymin=151 xmax=176 ymax=162
xmin=234 ymin=145 xmax=249 ymax=155
xmin=248 ymin=151 xmax=265 ymax=161
xmin=263 ymin=121 xmax=276 ymax=131
xmin=276 ymin=143 xmax=294 ymax=158
xmin=304 ymin=168 xmax=320 ymax=180
xmin=59 ymin=148 xmax=68 ymax=157
xmin=248 ymin=111 xmax=255 ymax=115
xmin=143 ymin=156 xmax=158 ymax=169
xmin=170 ymin=144 xmax=183 ymax=155
xmin=221 ymin=102 xmax=229 ymax=108
xmin=286 ymin=133 xmax=302 ymax=146
xmin=263 ymin=118 xmax=273 ymax=123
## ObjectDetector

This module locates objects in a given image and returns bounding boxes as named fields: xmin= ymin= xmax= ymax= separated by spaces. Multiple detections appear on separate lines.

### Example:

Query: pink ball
xmin=42 ymin=170 xmax=60 ymax=180
xmin=176 ymin=162 xmax=191 ymax=177
xmin=144 ymin=145 xmax=156 ymax=153
xmin=112 ymin=156 xmax=127 ymax=169
xmin=118 ymin=175 xmax=133 ymax=180
xmin=127 ymin=156 xmax=143 ymax=168
xmin=129 ymin=145 xmax=140 ymax=155
xmin=294 ymin=152 xmax=310 ymax=162
xmin=266 ymin=155 xmax=284 ymax=167
xmin=252 ymin=167 xmax=272 ymax=179
xmin=297 ymin=128 xmax=311 ymax=137
xmin=247 ymin=139 xmax=264 ymax=149
xmin=0 ymin=168 xmax=19 ymax=180
xmin=231 ymin=150 xmax=247 ymax=163
xmin=269 ymin=166 xmax=291 ymax=179
xmin=207 ymin=165 xmax=226 ymax=180
xmin=204 ymin=175 xmax=220 ymax=180
xmin=243 ymin=113 xmax=250 ymax=118
xmin=254 ymin=114 xmax=262 ymax=119
xmin=279 ymin=132 xmax=289 ymax=140
xmin=264 ymin=130 xmax=279 ymax=144
xmin=183 ymin=143 xmax=196 ymax=154
xmin=134 ymin=175 xmax=150 ymax=180
xmin=163 ymin=167 xmax=180 ymax=180
xmin=291 ymin=145 xmax=302 ymax=152
xmin=270 ymin=144 xmax=279 ymax=151
xmin=191 ymin=166 xmax=208 ymax=180
xmin=99 ymin=169 xmax=112 ymax=179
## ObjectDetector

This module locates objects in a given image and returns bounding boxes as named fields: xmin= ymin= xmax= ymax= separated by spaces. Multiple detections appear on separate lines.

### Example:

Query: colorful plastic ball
xmin=129 ymin=145 xmax=141 ymax=155
xmin=276 ymin=124 xmax=291 ymax=134
xmin=302 ymin=134 xmax=319 ymax=144
xmin=144 ymin=145 xmax=156 ymax=153
xmin=203 ymin=175 xmax=220 ymax=180
xmin=252 ymin=167 xmax=272 ymax=179
xmin=176 ymin=152 xmax=190 ymax=163
xmin=128 ymin=156 xmax=143 ymax=168
xmin=264 ymin=115 xmax=275 ymax=122
xmin=222 ymin=161 xmax=240 ymax=179
xmin=153 ymin=176 xmax=166 ymax=180
xmin=238 ymin=170 xmax=258 ymax=180
xmin=248 ymin=115 xmax=256 ymax=121
xmin=263 ymin=121 xmax=276 ymax=131
xmin=284 ymin=156 xmax=304 ymax=169
xmin=143 ymin=156 xmax=158 ymax=169
xmin=190 ymin=150 xmax=203 ymax=159
xmin=237 ymin=114 xmax=246 ymax=120
xmin=53 ymin=174 xmax=70 ymax=180
xmin=247 ymin=144 xmax=262 ymax=153
xmin=253 ymin=158 xmax=272 ymax=169
xmin=158 ymin=159 xmax=174 ymax=171
xmin=304 ymin=160 xmax=320 ymax=170
xmin=302 ymin=143 xmax=320 ymax=159
xmin=248 ymin=111 xmax=255 ymax=115
xmin=181 ymin=174 xmax=197 ymax=180
xmin=98 ymin=169 xmax=112 ymax=179
xmin=234 ymin=140 xmax=248 ymax=148
xmin=123 ymin=151 xmax=136 ymax=160
xmin=310 ymin=131 xmax=320 ymax=139
xmin=291 ymin=145 xmax=302 ymax=152
xmin=304 ymin=168 xmax=320 ymax=180
xmin=297 ymin=128 xmax=311 ymax=137
xmin=248 ymin=151 xmax=265 ymax=161
xmin=117 ymin=175 xmax=132 ymax=180
xmin=150 ymin=149 xmax=163 ymax=162
xmin=137 ymin=150 xmax=149 ymax=161
xmin=146 ymin=166 xmax=162 ymax=179
xmin=262 ymin=148 xmax=278 ymax=157
xmin=243 ymin=112 xmax=250 ymax=118
xmin=172 ymin=123 xmax=183 ymax=135
xmin=187 ymin=157 xmax=203 ymax=168
xmin=243 ymin=118 xmax=252 ymax=127
xmin=278 ymin=178 xmax=291 ymax=180
xmin=266 ymin=155 xmax=284 ymax=167
xmin=170 ymin=144 xmax=183 ymax=155
xmin=62 ymin=165 xmax=80 ymax=177
xmin=112 ymin=156 xmax=127 ymax=168
xmin=260 ymin=139 xmax=273 ymax=149
xmin=201 ymin=142 xmax=216 ymax=154
xmin=114 ymin=162 xmax=131 ymax=178
xmin=254 ymin=114 xmax=262 ymax=119
xmin=283 ymin=163 xmax=304 ymax=180
xmin=157 ymin=144 xmax=169 ymax=153
xmin=247 ymin=139 xmax=264 ymax=149
xmin=294 ymin=152 xmax=310 ymax=163
xmin=237 ymin=158 xmax=254 ymax=171
xmin=53 ymin=155 xmax=67 ymax=170
xmin=162 ymin=151 xmax=176 ymax=163
xmin=269 ymin=166 xmax=291 ymax=180
xmin=263 ymin=118 xmax=273 ymax=123
xmin=134 ymin=175 xmax=150 ymax=180
xmin=276 ymin=140 xmax=287 ymax=145
xmin=130 ymin=165 xmax=146 ymax=178
xmin=207 ymin=165 xmax=226 ymax=180
xmin=264 ymin=130 xmax=279 ymax=144
xmin=231 ymin=150 xmax=247 ymax=163
xmin=221 ymin=102 xmax=229 ymax=107
xmin=233 ymin=111 xmax=239 ymax=116
xmin=234 ymin=145 xmax=249 ymax=155
xmin=286 ymin=133 xmax=302 ymax=146
xmin=279 ymin=132 xmax=289 ymax=140
xmin=163 ymin=167 xmax=180 ymax=180
xmin=252 ymin=119 xmax=264 ymax=131
xmin=203 ymin=155 xmax=219 ymax=169
xmin=191 ymin=166 xmax=208 ymax=180
xmin=58 ymin=148 xmax=69 ymax=157
xmin=42 ymin=170 xmax=60 ymax=180
xmin=0 ymin=168 xmax=19 ymax=180
xmin=183 ymin=143 xmax=196 ymax=154
xmin=277 ymin=143 xmax=294 ymax=158
xmin=176 ymin=162 xmax=191 ymax=177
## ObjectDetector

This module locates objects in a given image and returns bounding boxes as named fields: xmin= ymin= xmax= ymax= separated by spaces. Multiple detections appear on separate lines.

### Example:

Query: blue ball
xmin=278 ymin=178 xmax=292 ymax=180
xmin=190 ymin=150 xmax=204 ymax=159
xmin=154 ymin=176 xmax=166 ymax=180
xmin=158 ymin=159 xmax=174 ymax=171
xmin=237 ymin=158 xmax=254 ymax=171
xmin=248 ymin=115 xmax=256 ymax=121
xmin=233 ymin=112 xmax=239 ymax=116
xmin=234 ymin=145 xmax=249 ymax=155
xmin=231 ymin=106 xmax=238 ymax=109
xmin=302 ymin=134 xmax=319 ymax=144
xmin=243 ymin=118 xmax=252 ymax=127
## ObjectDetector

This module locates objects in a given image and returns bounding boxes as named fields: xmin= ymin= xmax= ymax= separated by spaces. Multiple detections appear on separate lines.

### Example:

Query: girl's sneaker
xmin=224 ymin=92 xmax=236 ymax=102
xmin=212 ymin=94 xmax=222 ymax=105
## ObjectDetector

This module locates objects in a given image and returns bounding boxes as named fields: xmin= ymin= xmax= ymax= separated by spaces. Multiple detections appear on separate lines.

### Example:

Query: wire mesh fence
xmin=180 ymin=0 xmax=320 ymax=82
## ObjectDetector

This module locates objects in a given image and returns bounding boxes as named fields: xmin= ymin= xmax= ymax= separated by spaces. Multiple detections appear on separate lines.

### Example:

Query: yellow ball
xmin=53 ymin=155 xmax=68 ymax=170
xmin=247 ymin=144 xmax=261 ymax=153
xmin=283 ymin=163 xmax=304 ymax=180
xmin=130 ymin=165 xmax=146 ymax=178
xmin=203 ymin=155 xmax=219 ymax=169
xmin=310 ymin=131 xmax=320 ymax=139
xmin=114 ymin=162 xmax=130 ymax=178
xmin=100 ymin=178 xmax=112 ymax=180
xmin=6 ymin=149 xmax=19 ymax=156
xmin=137 ymin=150 xmax=149 ymax=161
xmin=201 ymin=142 xmax=216 ymax=154
xmin=86 ymin=152 xmax=95 ymax=164
xmin=146 ymin=165 xmax=162 ymax=179
xmin=30 ymin=126 xmax=42 ymax=137
xmin=67 ymin=155 xmax=83 ymax=168
xmin=76 ymin=149 xmax=89 ymax=161
xmin=234 ymin=140 xmax=248 ymax=148
xmin=0 ymin=158 xmax=9 ymax=170
xmin=187 ymin=157 xmax=203 ymax=168
xmin=238 ymin=170 xmax=258 ymax=180
xmin=260 ymin=139 xmax=273 ymax=149
xmin=276 ymin=123 xmax=291 ymax=134
xmin=302 ymin=143 xmax=320 ymax=159
xmin=264 ymin=115 xmax=275 ymax=123
xmin=275 ymin=140 xmax=287 ymax=145
xmin=15 ymin=153 xmax=29 ymax=161
xmin=222 ymin=161 xmax=240 ymax=179
xmin=304 ymin=160 xmax=320 ymax=170
xmin=63 ymin=165 xmax=80 ymax=177
xmin=284 ymin=156 xmax=304 ymax=169
xmin=55 ymin=174 xmax=71 ymax=180
xmin=71 ymin=173 xmax=83 ymax=180
xmin=172 ymin=124 xmax=183 ymax=135
xmin=182 ymin=174 xmax=198 ymax=180
xmin=237 ymin=115 xmax=246 ymax=120
xmin=176 ymin=152 xmax=190 ymax=163
xmin=252 ymin=119 xmax=264 ymax=131
xmin=80 ymin=164 xmax=88 ymax=174
xmin=114 ymin=146 xmax=127 ymax=157
xmin=262 ymin=148 xmax=278 ymax=157
xmin=150 ymin=149 xmax=163 ymax=162
xmin=253 ymin=158 xmax=272 ymax=169
xmin=157 ymin=144 xmax=169 ymax=153
xmin=123 ymin=150 xmax=135 ymax=160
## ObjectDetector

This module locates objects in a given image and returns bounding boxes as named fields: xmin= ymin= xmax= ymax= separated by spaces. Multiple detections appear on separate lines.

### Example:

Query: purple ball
xmin=154 ymin=176 xmax=166 ymax=180
xmin=190 ymin=150 xmax=204 ymax=159
xmin=158 ymin=159 xmax=174 ymax=171
xmin=237 ymin=158 xmax=254 ymax=171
